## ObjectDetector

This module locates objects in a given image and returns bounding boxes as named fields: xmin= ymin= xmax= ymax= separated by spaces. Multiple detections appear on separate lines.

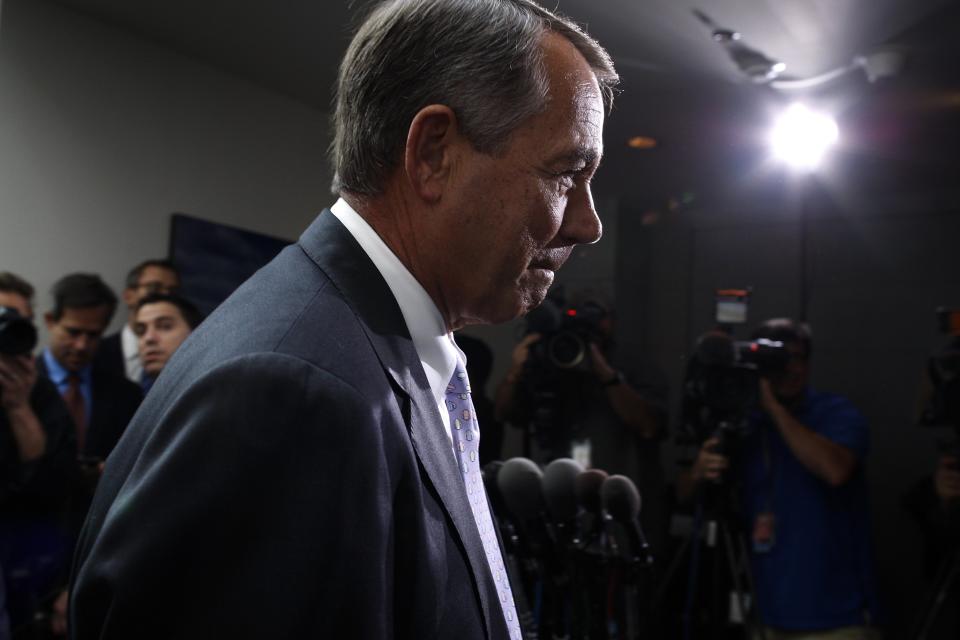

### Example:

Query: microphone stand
xmin=602 ymin=513 xmax=655 ymax=640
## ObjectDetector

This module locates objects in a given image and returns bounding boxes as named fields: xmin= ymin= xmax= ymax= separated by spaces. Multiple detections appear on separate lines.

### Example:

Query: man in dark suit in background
xmin=69 ymin=1 xmax=618 ymax=638
xmin=96 ymin=259 xmax=180 ymax=388
xmin=38 ymin=274 xmax=141 ymax=465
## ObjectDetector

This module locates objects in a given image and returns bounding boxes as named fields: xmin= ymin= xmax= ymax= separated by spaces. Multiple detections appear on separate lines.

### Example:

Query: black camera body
xmin=0 ymin=306 xmax=37 ymax=356
xmin=517 ymin=294 xmax=609 ymax=461
xmin=680 ymin=331 xmax=789 ymax=445
xmin=524 ymin=296 xmax=607 ymax=373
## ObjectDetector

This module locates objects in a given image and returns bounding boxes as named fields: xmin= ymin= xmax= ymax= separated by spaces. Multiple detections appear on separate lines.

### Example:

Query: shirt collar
xmin=329 ymin=199 xmax=460 ymax=407
xmin=121 ymin=323 xmax=140 ymax=362
xmin=42 ymin=348 xmax=92 ymax=386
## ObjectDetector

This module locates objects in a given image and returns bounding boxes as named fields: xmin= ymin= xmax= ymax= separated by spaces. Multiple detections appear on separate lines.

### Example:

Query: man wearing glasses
xmin=96 ymin=259 xmax=179 ymax=386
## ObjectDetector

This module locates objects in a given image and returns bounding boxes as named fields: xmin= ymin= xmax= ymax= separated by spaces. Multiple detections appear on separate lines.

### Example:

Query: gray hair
xmin=330 ymin=0 xmax=619 ymax=196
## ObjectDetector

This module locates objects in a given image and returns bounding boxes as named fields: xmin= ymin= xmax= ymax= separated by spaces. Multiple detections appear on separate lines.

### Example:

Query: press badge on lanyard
xmin=752 ymin=512 xmax=776 ymax=553
xmin=753 ymin=427 xmax=776 ymax=553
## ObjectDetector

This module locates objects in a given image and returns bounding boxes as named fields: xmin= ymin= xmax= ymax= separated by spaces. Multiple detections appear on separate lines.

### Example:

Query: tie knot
xmin=446 ymin=364 xmax=471 ymax=397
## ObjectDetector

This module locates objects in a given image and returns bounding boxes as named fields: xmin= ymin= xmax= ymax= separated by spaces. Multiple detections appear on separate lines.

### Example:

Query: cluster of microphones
xmin=483 ymin=457 xmax=654 ymax=640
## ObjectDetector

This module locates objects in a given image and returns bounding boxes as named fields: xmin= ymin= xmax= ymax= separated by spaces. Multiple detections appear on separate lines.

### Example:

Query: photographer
xmin=678 ymin=318 xmax=881 ymax=639
xmin=495 ymin=294 xmax=667 ymax=546
xmin=0 ymin=272 xmax=77 ymax=634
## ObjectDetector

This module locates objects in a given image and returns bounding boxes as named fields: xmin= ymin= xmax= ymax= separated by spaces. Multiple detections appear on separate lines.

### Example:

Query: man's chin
xmin=520 ymin=269 xmax=554 ymax=306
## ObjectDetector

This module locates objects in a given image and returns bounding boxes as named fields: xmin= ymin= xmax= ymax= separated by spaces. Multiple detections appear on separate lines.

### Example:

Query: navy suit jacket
xmin=93 ymin=332 xmax=127 ymax=383
xmin=35 ymin=355 xmax=142 ymax=461
xmin=69 ymin=211 xmax=512 ymax=639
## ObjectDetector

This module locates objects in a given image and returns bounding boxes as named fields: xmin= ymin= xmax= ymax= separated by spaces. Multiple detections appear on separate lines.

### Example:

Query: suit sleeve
xmin=0 ymin=377 xmax=77 ymax=510
xmin=71 ymin=353 xmax=400 ymax=639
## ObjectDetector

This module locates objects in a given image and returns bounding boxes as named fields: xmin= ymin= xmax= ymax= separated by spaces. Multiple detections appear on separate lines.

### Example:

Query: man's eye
xmin=554 ymin=170 xmax=579 ymax=187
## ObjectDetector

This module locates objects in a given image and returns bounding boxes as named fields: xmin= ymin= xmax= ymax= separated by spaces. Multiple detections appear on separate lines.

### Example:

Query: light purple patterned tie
xmin=446 ymin=362 xmax=522 ymax=640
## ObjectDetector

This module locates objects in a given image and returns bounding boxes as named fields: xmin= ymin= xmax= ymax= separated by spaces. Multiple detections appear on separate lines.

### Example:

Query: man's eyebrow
xmin=549 ymin=148 xmax=601 ymax=169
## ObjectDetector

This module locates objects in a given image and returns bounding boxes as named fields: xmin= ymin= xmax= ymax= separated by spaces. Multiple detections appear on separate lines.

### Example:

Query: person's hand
xmin=509 ymin=333 xmax=541 ymax=371
xmin=0 ymin=354 xmax=37 ymax=411
xmin=934 ymin=455 xmax=960 ymax=508
xmin=758 ymin=377 xmax=782 ymax=416
xmin=692 ymin=436 xmax=729 ymax=484
xmin=50 ymin=588 xmax=68 ymax=636
xmin=588 ymin=342 xmax=616 ymax=382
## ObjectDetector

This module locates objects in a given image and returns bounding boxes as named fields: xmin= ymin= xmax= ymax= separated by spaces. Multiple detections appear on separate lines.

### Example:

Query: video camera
xmin=680 ymin=332 xmax=789 ymax=445
xmin=679 ymin=289 xmax=789 ymax=446
xmin=524 ymin=292 xmax=608 ymax=373
xmin=0 ymin=306 xmax=37 ymax=356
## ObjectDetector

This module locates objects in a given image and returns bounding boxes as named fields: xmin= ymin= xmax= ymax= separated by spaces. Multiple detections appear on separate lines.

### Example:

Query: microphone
xmin=497 ymin=457 xmax=545 ymax=525
xmin=542 ymin=458 xmax=583 ymax=525
xmin=601 ymin=475 xmax=653 ymax=640
xmin=574 ymin=468 xmax=608 ymax=546
xmin=601 ymin=475 xmax=653 ymax=567
xmin=575 ymin=468 xmax=608 ymax=517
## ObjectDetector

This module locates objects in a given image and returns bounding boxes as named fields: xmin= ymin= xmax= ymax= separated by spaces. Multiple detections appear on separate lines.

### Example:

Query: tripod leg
xmin=653 ymin=531 xmax=693 ymax=608
xmin=913 ymin=550 xmax=960 ymax=640
xmin=720 ymin=523 xmax=767 ymax=640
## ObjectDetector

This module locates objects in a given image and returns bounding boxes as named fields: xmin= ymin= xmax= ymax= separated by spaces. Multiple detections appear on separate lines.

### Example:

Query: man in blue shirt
xmin=684 ymin=318 xmax=880 ymax=639
xmin=37 ymin=274 xmax=141 ymax=634
xmin=38 ymin=274 xmax=141 ymax=465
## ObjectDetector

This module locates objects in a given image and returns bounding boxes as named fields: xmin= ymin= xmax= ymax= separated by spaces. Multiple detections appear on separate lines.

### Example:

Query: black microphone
xmin=601 ymin=475 xmax=653 ymax=640
xmin=574 ymin=468 xmax=608 ymax=545
xmin=601 ymin=474 xmax=653 ymax=567
xmin=575 ymin=468 xmax=608 ymax=517
xmin=497 ymin=457 xmax=545 ymax=525
xmin=542 ymin=458 xmax=583 ymax=525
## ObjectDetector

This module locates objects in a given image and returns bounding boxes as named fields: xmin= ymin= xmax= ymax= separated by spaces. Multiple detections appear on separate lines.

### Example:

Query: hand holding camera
xmin=692 ymin=436 xmax=729 ymax=484
xmin=0 ymin=353 xmax=38 ymax=411
xmin=934 ymin=454 xmax=960 ymax=509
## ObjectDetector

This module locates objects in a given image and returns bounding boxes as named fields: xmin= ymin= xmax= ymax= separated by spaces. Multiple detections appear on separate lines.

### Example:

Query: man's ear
xmin=44 ymin=312 xmax=56 ymax=331
xmin=122 ymin=287 xmax=138 ymax=310
xmin=404 ymin=105 xmax=460 ymax=203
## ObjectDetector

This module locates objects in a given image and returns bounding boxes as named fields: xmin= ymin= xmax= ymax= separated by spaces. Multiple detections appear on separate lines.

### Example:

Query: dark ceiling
xmin=47 ymin=0 xmax=960 ymax=206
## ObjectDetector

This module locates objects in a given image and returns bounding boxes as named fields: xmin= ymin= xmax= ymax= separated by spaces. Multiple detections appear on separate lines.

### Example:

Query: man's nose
xmin=74 ymin=334 xmax=92 ymax=352
xmin=562 ymin=184 xmax=602 ymax=246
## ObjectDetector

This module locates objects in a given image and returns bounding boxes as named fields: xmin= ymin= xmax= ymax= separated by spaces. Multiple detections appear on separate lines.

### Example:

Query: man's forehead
xmin=140 ymin=265 xmax=178 ymax=282
xmin=58 ymin=306 xmax=110 ymax=326
xmin=0 ymin=291 xmax=30 ymax=315
xmin=137 ymin=303 xmax=183 ymax=323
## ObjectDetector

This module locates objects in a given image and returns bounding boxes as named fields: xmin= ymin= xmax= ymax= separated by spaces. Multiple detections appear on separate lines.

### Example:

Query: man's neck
xmin=342 ymin=191 xmax=456 ymax=331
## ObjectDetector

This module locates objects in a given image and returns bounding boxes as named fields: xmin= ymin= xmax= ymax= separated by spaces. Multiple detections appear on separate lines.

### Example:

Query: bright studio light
xmin=769 ymin=103 xmax=839 ymax=170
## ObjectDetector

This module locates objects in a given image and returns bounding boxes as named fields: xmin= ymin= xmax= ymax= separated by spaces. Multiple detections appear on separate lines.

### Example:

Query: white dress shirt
xmin=329 ymin=199 xmax=463 ymax=444
xmin=121 ymin=323 xmax=143 ymax=383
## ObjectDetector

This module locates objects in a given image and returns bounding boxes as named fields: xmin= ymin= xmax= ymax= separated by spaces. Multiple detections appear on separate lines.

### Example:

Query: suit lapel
xmin=298 ymin=211 xmax=507 ymax=639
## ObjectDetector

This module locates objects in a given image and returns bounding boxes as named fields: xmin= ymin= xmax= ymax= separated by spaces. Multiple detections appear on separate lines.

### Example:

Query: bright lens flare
xmin=769 ymin=103 xmax=839 ymax=170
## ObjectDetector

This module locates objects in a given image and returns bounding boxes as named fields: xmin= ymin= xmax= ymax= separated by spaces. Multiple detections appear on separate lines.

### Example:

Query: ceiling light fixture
xmin=769 ymin=103 xmax=838 ymax=170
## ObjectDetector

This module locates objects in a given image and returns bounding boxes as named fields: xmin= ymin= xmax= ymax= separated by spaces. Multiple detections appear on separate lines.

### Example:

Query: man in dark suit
xmin=95 ymin=259 xmax=180 ymax=388
xmin=35 ymin=273 xmax=142 ymax=634
xmin=69 ymin=1 xmax=618 ymax=638
xmin=38 ymin=274 xmax=142 ymax=465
